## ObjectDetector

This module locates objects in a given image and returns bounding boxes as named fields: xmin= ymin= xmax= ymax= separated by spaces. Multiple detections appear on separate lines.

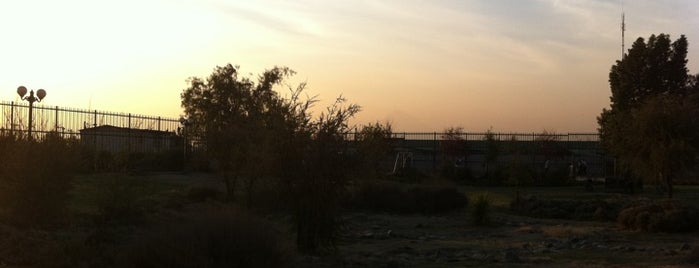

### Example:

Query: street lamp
xmin=17 ymin=86 xmax=47 ymax=140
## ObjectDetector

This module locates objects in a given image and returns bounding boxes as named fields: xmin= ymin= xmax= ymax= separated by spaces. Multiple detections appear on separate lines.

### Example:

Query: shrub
xmin=246 ymin=181 xmax=293 ymax=211
xmin=186 ymin=186 xmax=222 ymax=203
xmin=93 ymin=176 xmax=154 ymax=226
xmin=688 ymin=247 xmax=699 ymax=264
xmin=510 ymin=195 xmax=626 ymax=221
xmin=123 ymin=207 xmax=293 ymax=268
xmin=350 ymin=180 xmax=468 ymax=214
xmin=0 ymin=133 xmax=78 ymax=227
xmin=617 ymin=200 xmax=699 ymax=233
xmin=411 ymin=184 xmax=469 ymax=213
xmin=471 ymin=193 xmax=492 ymax=226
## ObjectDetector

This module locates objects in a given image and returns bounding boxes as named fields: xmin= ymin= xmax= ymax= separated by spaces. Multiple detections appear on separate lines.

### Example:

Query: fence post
xmin=10 ymin=101 xmax=14 ymax=134
xmin=93 ymin=110 xmax=97 ymax=127
xmin=54 ymin=106 xmax=59 ymax=132
xmin=433 ymin=132 xmax=437 ymax=172
xmin=128 ymin=113 xmax=132 ymax=152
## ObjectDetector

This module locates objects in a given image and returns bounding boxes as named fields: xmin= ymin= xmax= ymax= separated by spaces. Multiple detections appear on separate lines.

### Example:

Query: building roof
xmin=79 ymin=125 xmax=174 ymax=136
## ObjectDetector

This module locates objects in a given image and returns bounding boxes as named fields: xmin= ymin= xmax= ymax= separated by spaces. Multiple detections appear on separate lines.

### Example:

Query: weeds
xmin=688 ymin=247 xmax=699 ymax=264
xmin=0 ymin=133 xmax=78 ymax=227
xmin=471 ymin=193 xmax=492 ymax=226
xmin=617 ymin=200 xmax=699 ymax=232
xmin=123 ymin=206 xmax=293 ymax=268
xmin=350 ymin=180 xmax=468 ymax=214
xmin=510 ymin=195 xmax=625 ymax=221
xmin=92 ymin=175 xmax=154 ymax=226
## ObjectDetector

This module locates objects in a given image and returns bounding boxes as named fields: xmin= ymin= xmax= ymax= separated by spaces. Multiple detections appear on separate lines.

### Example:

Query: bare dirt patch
xmin=296 ymin=210 xmax=698 ymax=267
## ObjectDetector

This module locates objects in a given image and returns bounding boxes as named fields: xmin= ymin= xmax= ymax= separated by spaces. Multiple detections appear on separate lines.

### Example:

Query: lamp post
xmin=17 ymin=86 xmax=47 ymax=140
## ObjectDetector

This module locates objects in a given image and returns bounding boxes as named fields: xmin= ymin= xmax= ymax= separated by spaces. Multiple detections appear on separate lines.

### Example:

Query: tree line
xmin=598 ymin=33 xmax=699 ymax=198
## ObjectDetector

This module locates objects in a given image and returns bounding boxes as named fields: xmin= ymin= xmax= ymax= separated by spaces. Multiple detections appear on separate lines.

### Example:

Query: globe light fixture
xmin=16 ymin=85 xmax=47 ymax=140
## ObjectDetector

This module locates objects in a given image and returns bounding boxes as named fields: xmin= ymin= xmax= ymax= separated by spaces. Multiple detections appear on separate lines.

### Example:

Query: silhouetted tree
xmin=598 ymin=34 xmax=699 ymax=198
xmin=355 ymin=121 xmax=393 ymax=180
xmin=182 ymin=64 xmax=362 ymax=251
xmin=439 ymin=126 xmax=468 ymax=179
xmin=181 ymin=64 xmax=293 ymax=202
xmin=283 ymin=96 xmax=361 ymax=252
xmin=483 ymin=128 xmax=500 ymax=180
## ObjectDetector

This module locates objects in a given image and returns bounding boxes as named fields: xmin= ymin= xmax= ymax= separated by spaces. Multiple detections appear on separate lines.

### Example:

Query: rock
xmin=680 ymin=243 xmax=691 ymax=251
xmin=359 ymin=231 xmax=374 ymax=238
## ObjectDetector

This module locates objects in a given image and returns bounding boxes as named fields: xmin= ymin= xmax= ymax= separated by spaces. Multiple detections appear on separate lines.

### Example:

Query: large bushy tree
xmin=598 ymin=34 xmax=699 ymax=198
xmin=181 ymin=64 xmax=293 ymax=202
xmin=181 ymin=64 xmax=361 ymax=252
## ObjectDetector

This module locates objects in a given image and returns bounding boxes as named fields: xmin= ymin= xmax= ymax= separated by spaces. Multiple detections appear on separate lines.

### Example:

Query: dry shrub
xmin=247 ymin=181 xmax=293 ymax=212
xmin=515 ymin=225 xmax=542 ymax=234
xmin=470 ymin=193 xmax=492 ymax=226
xmin=123 ymin=206 xmax=294 ymax=268
xmin=688 ymin=247 xmax=699 ymax=264
xmin=186 ymin=186 xmax=223 ymax=203
xmin=541 ymin=225 xmax=593 ymax=237
xmin=350 ymin=180 xmax=468 ymax=214
xmin=93 ymin=176 xmax=156 ymax=226
xmin=617 ymin=200 xmax=699 ymax=233
xmin=510 ymin=195 xmax=625 ymax=221
xmin=0 ymin=133 xmax=78 ymax=227
xmin=0 ymin=223 xmax=83 ymax=267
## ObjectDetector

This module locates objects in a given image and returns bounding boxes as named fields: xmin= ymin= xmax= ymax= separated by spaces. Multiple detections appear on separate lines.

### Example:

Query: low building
xmin=80 ymin=125 xmax=179 ymax=153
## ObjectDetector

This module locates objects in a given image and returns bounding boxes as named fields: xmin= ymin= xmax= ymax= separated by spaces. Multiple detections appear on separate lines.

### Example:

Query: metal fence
xmin=345 ymin=131 xmax=605 ymax=178
xmin=2 ymin=100 xmax=606 ymax=176
xmin=1 ymin=100 xmax=182 ymax=153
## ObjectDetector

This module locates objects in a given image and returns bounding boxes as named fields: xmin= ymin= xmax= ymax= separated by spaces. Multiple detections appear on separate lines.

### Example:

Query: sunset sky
xmin=1 ymin=0 xmax=698 ymax=132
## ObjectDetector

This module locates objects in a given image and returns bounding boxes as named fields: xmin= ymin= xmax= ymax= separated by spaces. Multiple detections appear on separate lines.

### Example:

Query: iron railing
xmin=1 ymin=101 xmax=182 ymax=153
xmin=2 ymin=100 xmax=606 ymax=176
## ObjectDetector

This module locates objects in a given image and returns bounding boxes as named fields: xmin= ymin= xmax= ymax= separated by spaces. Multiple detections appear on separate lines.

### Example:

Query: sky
xmin=1 ymin=0 xmax=698 ymax=132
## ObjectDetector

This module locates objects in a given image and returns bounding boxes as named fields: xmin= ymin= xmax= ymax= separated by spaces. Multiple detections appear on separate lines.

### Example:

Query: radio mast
xmin=621 ymin=3 xmax=625 ymax=60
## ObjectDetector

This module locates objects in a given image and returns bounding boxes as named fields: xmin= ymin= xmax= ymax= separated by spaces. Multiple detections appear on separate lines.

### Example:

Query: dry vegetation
xmin=1 ymin=133 xmax=699 ymax=267
xmin=0 ymin=169 xmax=697 ymax=267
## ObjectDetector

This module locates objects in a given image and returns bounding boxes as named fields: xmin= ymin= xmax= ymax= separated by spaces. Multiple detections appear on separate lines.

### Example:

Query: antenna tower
xmin=621 ymin=4 xmax=625 ymax=59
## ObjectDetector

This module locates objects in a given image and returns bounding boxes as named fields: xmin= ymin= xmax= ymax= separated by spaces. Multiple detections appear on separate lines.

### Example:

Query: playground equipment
xmin=392 ymin=152 xmax=414 ymax=175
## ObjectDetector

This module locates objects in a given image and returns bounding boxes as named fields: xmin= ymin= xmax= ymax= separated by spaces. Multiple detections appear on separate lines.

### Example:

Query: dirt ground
xmin=69 ymin=173 xmax=699 ymax=267
xmin=297 ymin=209 xmax=698 ymax=267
